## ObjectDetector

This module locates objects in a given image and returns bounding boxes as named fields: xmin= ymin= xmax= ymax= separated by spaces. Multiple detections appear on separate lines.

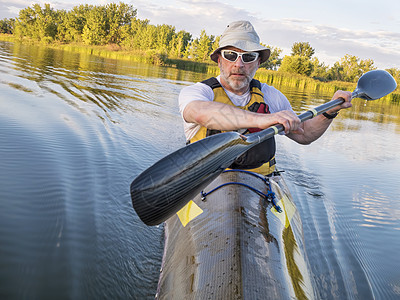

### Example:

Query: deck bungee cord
xmin=200 ymin=169 xmax=283 ymax=213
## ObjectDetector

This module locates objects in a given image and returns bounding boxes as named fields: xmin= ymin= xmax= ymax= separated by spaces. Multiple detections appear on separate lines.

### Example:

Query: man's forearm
xmin=287 ymin=115 xmax=333 ymax=145
xmin=183 ymin=100 xmax=260 ymax=130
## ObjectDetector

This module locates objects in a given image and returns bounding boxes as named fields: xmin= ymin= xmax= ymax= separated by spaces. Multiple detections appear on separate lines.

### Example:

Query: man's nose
xmin=234 ymin=55 xmax=245 ymax=66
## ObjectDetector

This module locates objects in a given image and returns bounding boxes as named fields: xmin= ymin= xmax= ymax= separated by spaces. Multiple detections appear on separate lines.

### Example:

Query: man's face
xmin=218 ymin=46 xmax=260 ymax=95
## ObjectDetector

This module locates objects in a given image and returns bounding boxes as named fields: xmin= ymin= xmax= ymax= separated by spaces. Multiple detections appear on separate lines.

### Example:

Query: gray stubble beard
xmin=220 ymin=65 xmax=258 ymax=94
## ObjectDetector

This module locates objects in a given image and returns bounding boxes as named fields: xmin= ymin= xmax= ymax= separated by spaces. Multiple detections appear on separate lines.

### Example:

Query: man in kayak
xmin=179 ymin=20 xmax=352 ymax=175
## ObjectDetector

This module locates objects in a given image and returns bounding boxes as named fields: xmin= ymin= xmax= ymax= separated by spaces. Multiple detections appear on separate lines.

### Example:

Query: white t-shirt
xmin=179 ymin=75 xmax=293 ymax=140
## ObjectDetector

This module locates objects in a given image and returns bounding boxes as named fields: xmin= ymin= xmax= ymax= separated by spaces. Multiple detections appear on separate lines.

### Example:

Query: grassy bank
xmin=1 ymin=34 xmax=398 ymax=103
xmin=0 ymin=34 xmax=168 ymax=65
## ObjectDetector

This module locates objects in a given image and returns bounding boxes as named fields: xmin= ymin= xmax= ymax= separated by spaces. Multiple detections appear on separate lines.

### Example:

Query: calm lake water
xmin=0 ymin=41 xmax=399 ymax=299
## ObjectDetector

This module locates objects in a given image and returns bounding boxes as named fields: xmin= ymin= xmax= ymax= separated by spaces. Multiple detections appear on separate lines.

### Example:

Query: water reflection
xmin=0 ymin=40 xmax=191 ymax=299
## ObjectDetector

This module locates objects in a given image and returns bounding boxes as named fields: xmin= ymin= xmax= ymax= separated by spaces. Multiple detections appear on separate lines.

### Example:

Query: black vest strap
xmin=201 ymin=77 xmax=221 ymax=89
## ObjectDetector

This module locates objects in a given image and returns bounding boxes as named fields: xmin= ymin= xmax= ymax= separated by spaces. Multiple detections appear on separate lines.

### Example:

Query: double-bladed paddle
xmin=131 ymin=69 xmax=397 ymax=226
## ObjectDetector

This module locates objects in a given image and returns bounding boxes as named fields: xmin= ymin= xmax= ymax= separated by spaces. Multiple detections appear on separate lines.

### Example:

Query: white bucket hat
xmin=210 ymin=20 xmax=270 ymax=64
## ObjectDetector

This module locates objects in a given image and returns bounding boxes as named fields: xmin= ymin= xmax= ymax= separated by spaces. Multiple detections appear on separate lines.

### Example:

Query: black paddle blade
xmin=354 ymin=69 xmax=397 ymax=100
xmin=131 ymin=132 xmax=249 ymax=226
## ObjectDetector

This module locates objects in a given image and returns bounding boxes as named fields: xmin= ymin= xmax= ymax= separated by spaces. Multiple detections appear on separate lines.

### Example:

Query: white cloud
xmin=252 ymin=19 xmax=400 ymax=69
xmin=135 ymin=0 xmax=253 ymax=36
xmin=1 ymin=0 xmax=399 ymax=69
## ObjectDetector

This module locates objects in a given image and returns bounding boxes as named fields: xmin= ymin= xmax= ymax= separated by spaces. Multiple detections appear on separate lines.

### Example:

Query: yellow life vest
xmin=189 ymin=77 xmax=276 ymax=175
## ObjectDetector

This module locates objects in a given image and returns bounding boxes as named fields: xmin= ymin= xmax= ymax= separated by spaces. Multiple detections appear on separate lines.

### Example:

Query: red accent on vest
xmin=247 ymin=102 xmax=271 ymax=133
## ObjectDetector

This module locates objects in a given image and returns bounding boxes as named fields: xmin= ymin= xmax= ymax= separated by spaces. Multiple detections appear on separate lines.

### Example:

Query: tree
xmin=140 ymin=24 xmax=157 ymax=50
xmin=122 ymin=18 xmax=150 ymax=49
xmin=0 ymin=18 xmax=15 ymax=34
xmin=260 ymin=44 xmax=282 ymax=70
xmin=33 ymin=4 xmax=58 ymax=41
xmin=291 ymin=42 xmax=315 ymax=59
xmin=341 ymin=54 xmax=363 ymax=82
xmin=310 ymin=57 xmax=328 ymax=80
xmin=278 ymin=42 xmax=315 ymax=76
xmin=210 ymin=35 xmax=220 ymax=56
xmin=104 ymin=2 xmax=136 ymax=44
xmin=387 ymin=68 xmax=400 ymax=78
xmin=13 ymin=4 xmax=59 ymax=42
xmin=279 ymin=55 xmax=313 ymax=76
xmin=81 ymin=3 xmax=136 ymax=45
xmin=386 ymin=68 xmax=400 ymax=92
xmin=13 ymin=6 xmax=34 ymax=38
xmin=186 ymin=38 xmax=198 ymax=60
xmin=195 ymin=30 xmax=214 ymax=62
xmin=155 ymin=24 xmax=175 ymax=53
xmin=169 ymin=30 xmax=192 ymax=58
xmin=327 ymin=61 xmax=344 ymax=81
xmin=57 ymin=5 xmax=92 ymax=43
xmin=82 ymin=5 xmax=107 ymax=45
xmin=328 ymin=54 xmax=376 ymax=82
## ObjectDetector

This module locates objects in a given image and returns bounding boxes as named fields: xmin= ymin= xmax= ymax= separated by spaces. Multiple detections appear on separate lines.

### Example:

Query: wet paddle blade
xmin=353 ymin=69 xmax=397 ymax=100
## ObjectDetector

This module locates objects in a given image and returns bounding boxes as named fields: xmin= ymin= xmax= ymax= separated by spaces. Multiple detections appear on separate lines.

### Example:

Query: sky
xmin=1 ymin=0 xmax=399 ymax=69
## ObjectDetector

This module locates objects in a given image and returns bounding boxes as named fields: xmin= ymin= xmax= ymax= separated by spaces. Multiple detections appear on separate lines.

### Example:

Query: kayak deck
xmin=156 ymin=170 xmax=315 ymax=299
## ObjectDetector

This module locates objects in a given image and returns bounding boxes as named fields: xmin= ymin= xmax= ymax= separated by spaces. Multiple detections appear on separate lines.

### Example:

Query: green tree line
xmin=1 ymin=2 xmax=399 ymax=86
xmin=1 ymin=3 xmax=195 ymax=59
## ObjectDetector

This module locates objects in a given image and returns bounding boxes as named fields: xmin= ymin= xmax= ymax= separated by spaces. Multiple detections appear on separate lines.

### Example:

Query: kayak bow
xmin=156 ymin=170 xmax=315 ymax=299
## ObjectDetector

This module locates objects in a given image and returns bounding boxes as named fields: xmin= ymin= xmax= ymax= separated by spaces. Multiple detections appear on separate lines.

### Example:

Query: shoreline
xmin=1 ymin=34 xmax=398 ymax=102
